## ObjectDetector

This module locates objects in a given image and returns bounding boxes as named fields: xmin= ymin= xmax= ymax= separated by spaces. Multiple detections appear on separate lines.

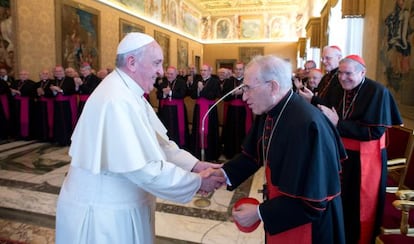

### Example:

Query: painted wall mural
xmin=180 ymin=1 xmax=200 ymax=37
xmin=60 ymin=0 xmax=99 ymax=70
xmin=119 ymin=19 xmax=145 ymax=41
xmin=378 ymin=0 xmax=414 ymax=119
xmin=103 ymin=0 xmax=303 ymax=42
xmin=215 ymin=18 xmax=231 ymax=39
xmin=0 ymin=0 xmax=13 ymax=76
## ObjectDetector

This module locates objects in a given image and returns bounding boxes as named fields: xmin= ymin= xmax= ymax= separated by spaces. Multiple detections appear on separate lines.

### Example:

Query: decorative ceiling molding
xmin=99 ymin=0 xmax=326 ymax=43
xmin=188 ymin=0 xmax=305 ymax=15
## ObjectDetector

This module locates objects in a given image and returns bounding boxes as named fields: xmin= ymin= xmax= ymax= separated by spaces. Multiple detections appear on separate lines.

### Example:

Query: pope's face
xmin=134 ymin=42 xmax=164 ymax=93
xmin=338 ymin=61 xmax=365 ymax=91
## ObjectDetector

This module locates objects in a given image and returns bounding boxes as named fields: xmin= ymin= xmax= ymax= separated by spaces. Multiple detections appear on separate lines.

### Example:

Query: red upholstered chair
xmin=376 ymin=194 xmax=414 ymax=243
xmin=376 ymin=136 xmax=414 ymax=243
xmin=386 ymin=126 xmax=414 ymax=188
xmin=386 ymin=126 xmax=413 ymax=160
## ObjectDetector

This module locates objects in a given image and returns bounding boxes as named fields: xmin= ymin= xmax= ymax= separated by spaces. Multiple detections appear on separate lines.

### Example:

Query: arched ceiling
xmin=100 ymin=0 xmax=325 ymax=42
xmin=185 ymin=0 xmax=314 ymax=42
xmin=187 ymin=0 xmax=308 ymax=16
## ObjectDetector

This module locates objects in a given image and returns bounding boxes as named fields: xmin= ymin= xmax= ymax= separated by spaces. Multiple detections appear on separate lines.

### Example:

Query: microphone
xmin=200 ymin=83 xmax=245 ymax=161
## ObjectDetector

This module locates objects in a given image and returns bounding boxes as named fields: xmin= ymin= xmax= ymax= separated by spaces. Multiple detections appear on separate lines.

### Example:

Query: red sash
xmin=159 ymin=99 xmax=186 ymax=146
xmin=14 ymin=95 xmax=30 ymax=137
xmin=196 ymin=98 xmax=215 ymax=148
xmin=79 ymin=94 xmax=89 ymax=102
xmin=55 ymin=94 xmax=78 ymax=128
xmin=265 ymin=166 xmax=312 ymax=244
xmin=38 ymin=97 xmax=54 ymax=138
xmin=0 ymin=94 xmax=9 ymax=120
xmin=341 ymin=134 xmax=385 ymax=244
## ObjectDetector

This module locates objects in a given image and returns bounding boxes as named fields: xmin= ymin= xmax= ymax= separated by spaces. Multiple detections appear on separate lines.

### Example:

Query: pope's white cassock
xmin=55 ymin=68 xmax=202 ymax=244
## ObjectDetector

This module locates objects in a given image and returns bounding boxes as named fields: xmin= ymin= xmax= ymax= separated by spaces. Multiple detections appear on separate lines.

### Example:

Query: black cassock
xmin=156 ymin=77 xmax=190 ymax=148
xmin=53 ymin=77 xmax=77 ymax=146
xmin=9 ymin=79 xmax=37 ymax=139
xmin=223 ymin=91 xmax=347 ymax=244
xmin=189 ymin=76 xmax=221 ymax=161
xmin=326 ymin=77 xmax=402 ymax=244
xmin=221 ymin=76 xmax=253 ymax=159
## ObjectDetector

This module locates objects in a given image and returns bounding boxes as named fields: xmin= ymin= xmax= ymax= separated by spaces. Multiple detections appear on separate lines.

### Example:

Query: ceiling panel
xmin=187 ymin=0 xmax=307 ymax=15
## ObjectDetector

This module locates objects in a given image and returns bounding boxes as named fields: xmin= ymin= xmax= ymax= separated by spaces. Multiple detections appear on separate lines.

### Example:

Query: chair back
xmin=387 ymin=126 xmax=414 ymax=160
xmin=400 ymin=141 xmax=414 ymax=190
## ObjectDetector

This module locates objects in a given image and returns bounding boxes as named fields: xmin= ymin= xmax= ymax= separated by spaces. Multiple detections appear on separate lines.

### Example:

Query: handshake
xmin=192 ymin=161 xmax=226 ymax=195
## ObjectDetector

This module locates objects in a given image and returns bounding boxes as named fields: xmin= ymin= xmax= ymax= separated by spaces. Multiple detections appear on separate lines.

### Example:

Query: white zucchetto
xmin=117 ymin=32 xmax=154 ymax=54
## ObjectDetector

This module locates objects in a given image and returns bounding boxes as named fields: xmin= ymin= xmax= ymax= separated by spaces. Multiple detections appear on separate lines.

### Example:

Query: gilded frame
xmin=56 ymin=0 xmax=100 ymax=70
xmin=216 ymin=59 xmax=236 ymax=73
xmin=119 ymin=18 xmax=145 ymax=41
xmin=195 ymin=55 xmax=201 ymax=72
xmin=177 ymin=39 xmax=188 ymax=70
xmin=154 ymin=30 xmax=170 ymax=69
xmin=239 ymin=47 xmax=264 ymax=65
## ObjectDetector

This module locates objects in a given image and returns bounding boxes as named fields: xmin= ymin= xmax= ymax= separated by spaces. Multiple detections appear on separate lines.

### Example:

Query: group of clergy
xmin=155 ymin=62 xmax=252 ymax=162
xmin=0 ymin=64 xmax=103 ymax=145
xmin=296 ymin=46 xmax=402 ymax=243
xmin=156 ymin=45 xmax=403 ymax=243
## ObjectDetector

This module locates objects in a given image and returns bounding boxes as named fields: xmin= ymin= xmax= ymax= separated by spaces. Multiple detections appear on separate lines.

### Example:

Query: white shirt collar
xmin=115 ymin=68 xmax=145 ymax=98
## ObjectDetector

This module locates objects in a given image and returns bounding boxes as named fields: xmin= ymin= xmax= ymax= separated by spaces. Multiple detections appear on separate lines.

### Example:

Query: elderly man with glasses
xmin=318 ymin=55 xmax=402 ymax=244
xmin=299 ymin=45 xmax=343 ymax=107
xmin=212 ymin=55 xmax=347 ymax=244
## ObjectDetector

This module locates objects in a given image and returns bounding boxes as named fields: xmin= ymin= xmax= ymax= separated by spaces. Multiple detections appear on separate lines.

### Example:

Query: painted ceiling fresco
xmin=100 ymin=0 xmax=323 ymax=42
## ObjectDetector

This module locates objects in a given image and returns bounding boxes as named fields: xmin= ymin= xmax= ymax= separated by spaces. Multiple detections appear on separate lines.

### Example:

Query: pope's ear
xmin=126 ymin=55 xmax=137 ymax=72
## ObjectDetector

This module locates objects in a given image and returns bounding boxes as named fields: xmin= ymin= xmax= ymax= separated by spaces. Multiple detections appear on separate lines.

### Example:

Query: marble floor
xmin=0 ymin=140 xmax=265 ymax=244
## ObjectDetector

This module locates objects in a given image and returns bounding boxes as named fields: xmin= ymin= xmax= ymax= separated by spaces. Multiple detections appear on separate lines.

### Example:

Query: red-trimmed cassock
xmin=156 ymin=76 xmax=190 ymax=149
xmin=53 ymin=76 xmax=77 ymax=146
xmin=328 ymin=77 xmax=402 ymax=244
xmin=0 ymin=78 xmax=11 ymax=140
xmin=221 ymin=76 xmax=253 ymax=159
xmin=76 ymin=73 xmax=101 ymax=118
xmin=10 ymin=79 xmax=37 ymax=139
xmin=34 ymin=78 xmax=55 ymax=142
xmin=189 ymin=75 xmax=221 ymax=161
xmin=222 ymin=91 xmax=347 ymax=244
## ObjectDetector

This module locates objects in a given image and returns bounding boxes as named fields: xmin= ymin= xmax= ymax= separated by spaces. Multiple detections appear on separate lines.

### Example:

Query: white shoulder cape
xmin=69 ymin=69 xmax=184 ymax=174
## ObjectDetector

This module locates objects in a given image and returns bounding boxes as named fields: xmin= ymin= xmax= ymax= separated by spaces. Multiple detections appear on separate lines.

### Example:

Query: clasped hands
xmin=192 ymin=163 xmax=260 ymax=227
xmin=318 ymin=104 xmax=339 ymax=126
xmin=192 ymin=161 xmax=226 ymax=195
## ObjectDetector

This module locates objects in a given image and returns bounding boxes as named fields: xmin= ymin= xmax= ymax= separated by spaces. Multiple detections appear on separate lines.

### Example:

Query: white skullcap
xmin=117 ymin=32 xmax=154 ymax=54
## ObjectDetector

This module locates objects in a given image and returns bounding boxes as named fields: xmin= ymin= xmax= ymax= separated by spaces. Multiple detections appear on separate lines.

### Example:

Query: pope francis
xmin=55 ymin=33 xmax=224 ymax=244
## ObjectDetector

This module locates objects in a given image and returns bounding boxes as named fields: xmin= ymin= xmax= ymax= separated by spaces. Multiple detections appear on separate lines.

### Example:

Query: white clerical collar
xmin=115 ymin=68 xmax=145 ymax=98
